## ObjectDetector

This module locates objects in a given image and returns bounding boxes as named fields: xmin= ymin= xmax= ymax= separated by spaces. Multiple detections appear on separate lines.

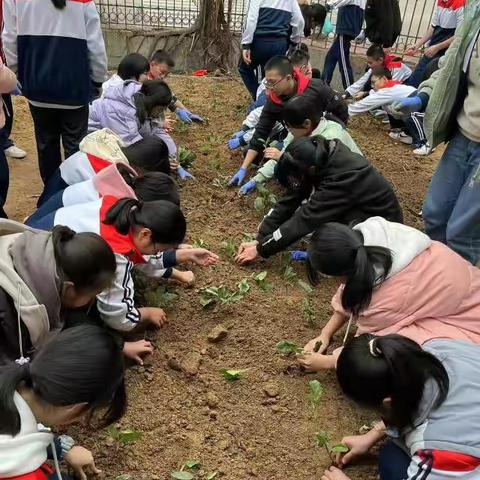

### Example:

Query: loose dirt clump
xmin=8 ymin=75 xmax=435 ymax=479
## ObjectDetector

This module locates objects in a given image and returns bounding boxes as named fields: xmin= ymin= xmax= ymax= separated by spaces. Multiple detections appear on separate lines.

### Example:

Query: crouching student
xmin=0 ymin=221 xmax=117 ymax=365
xmin=239 ymin=95 xmax=363 ymax=194
xmin=89 ymin=79 xmax=194 ymax=180
xmin=321 ymin=334 xmax=480 ymax=480
xmin=102 ymin=53 xmax=150 ymax=97
xmin=0 ymin=324 xmax=126 ymax=480
xmin=147 ymin=49 xmax=204 ymax=124
xmin=38 ymin=130 xmax=171 ymax=206
xmin=28 ymin=197 xmax=219 ymax=364
xmin=343 ymin=44 xmax=412 ymax=100
xmin=298 ymin=217 xmax=480 ymax=372
xmin=235 ymin=136 xmax=402 ymax=264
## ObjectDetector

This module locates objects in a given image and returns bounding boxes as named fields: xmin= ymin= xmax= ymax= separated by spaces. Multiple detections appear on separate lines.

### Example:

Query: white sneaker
xmin=413 ymin=144 xmax=431 ymax=156
xmin=5 ymin=145 xmax=27 ymax=159
xmin=389 ymin=131 xmax=413 ymax=145
xmin=372 ymin=109 xmax=388 ymax=119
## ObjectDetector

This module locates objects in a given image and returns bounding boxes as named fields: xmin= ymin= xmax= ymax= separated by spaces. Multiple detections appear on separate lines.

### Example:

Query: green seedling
xmin=212 ymin=175 xmax=229 ymax=188
xmin=276 ymin=341 xmax=304 ymax=355
xmin=106 ymin=425 xmax=142 ymax=446
xmin=314 ymin=431 xmax=333 ymax=463
xmin=171 ymin=473 xmax=194 ymax=480
xmin=301 ymin=298 xmax=317 ymax=327
xmin=307 ymin=380 xmax=324 ymax=411
xmin=298 ymin=279 xmax=314 ymax=294
xmin=242 ymin=232 xmax=256 ymax=242
xmin=220 ymin=368 xmax=248 ymax=381
xmin=192 ymin=239 xmax=207 ymax=248
xmin=144 ymin=286 xmax=178 ymax=310
xmin=207 ymin=473 xmax=219 ymax=480
xmin=221 ymin=239 xmax=237 ymax=258
xmin=331 ymin=444 xmax=350 ymax=454
xmin=237 ymin=278 xmax=251 ymax=294
xmin=208 ymin=134 xmax=221 ymax=144
xmin=199 ymin=143 xmax=213 ymax=155
xmin=253 ymin=271 xmax=273 ymax=291
xmin=254 ymin=184 xmax=277 ymax=214
xmin=283 ymin=265 xmax=298 ymax=283
xmin=184 ymin=460 xmax=201 ymax=469
xmin=199 ymin=280 xmax=250 ymax=308
xmin=178 ymin=146 xmax=196 ymax=169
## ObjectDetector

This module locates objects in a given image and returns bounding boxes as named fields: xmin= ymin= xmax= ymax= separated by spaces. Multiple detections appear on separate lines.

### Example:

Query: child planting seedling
xmin=276 ymin=341 xmax=304 ymax=356
xmin=314 ymin=432 xmax=350 ymax=465
xmin=199 ymin=279 xmax=250 ymax=308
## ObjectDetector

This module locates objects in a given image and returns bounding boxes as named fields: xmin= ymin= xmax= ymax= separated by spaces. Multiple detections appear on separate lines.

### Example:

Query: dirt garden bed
xmin=7 ymin=76 xmax=439 ymax=480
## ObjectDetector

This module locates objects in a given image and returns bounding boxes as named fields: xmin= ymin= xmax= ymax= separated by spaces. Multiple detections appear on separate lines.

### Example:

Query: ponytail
xmin=337 ymin=334 xmax=449 ymax=429
xmin=51 ymin=0 xmax=66 ymax=8
xmin=307 ymin=223 xmax=392 ymax=315
xmin=133 ymin=80 xmax=173 ymax=124
xmin=0 ymin=364 xmax=31 ymax=435
xmin=103 ymin=198 xmax=186 ymax=245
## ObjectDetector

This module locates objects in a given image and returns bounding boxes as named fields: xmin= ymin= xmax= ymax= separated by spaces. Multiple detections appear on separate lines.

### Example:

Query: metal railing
xmin=97 ymin=0 xmax=436 ymax=53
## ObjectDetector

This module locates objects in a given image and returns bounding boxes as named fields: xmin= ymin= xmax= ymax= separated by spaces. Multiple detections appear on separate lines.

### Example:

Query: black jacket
xmin=364 ymin=0 xmax=401 ymax=48
xmin=256 ymin=140 xmax=403 ymax=258
xmin=249 ymin=78 xmax=348 ymax=153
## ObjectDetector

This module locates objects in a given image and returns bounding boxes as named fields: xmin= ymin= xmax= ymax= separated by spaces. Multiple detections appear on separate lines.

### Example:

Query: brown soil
xmin=7 ymin=76 xmax=439 ymax=480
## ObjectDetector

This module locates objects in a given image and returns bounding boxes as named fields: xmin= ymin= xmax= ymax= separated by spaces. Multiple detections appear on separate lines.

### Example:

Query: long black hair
xmin=307 ymin=222 xmax=392 ymax=316
xmin=103 ymin=198 xmax=186 ymax=245
xmin=117 ymin=53 xmax=149 ymax=81
xmin=117 ymin=167 xmax=180 ymax=205
xmin=337 ymin=334 xmax=449 ymax=430
xmin=275 ymin=135 xmax=330 ymax=189
xmin=0 ymin=324 xmax=126 ymax=436
xmin=133 ymin=80 xmax=173 ymax=124
xmin=51 ymin=0 xmax=66 ymax=8
xmin=52 ymin=226 xmax=116 ymax=293
xmin=122 ymin=135 xmax=170 ymax=174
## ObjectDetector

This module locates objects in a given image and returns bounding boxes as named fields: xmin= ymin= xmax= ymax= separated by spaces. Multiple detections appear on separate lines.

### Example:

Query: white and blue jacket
xmin=2 ymin=0 xmax=107 ymax=108
xmin=328 ymin=0 xmax=366 ymax=38
xmin=241 ymin=0 xmax=304 ymax=49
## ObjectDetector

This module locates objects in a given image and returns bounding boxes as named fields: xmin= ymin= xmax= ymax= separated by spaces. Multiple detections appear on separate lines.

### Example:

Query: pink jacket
xmin=332 ymin=241 xmax=480 ymax=345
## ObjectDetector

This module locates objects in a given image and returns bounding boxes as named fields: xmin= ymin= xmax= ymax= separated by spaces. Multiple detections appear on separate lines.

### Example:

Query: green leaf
xmin=200 ymin=296 xmax=215 ymax=308
xmin=298 ymin=280 xmax=314 ymax=294
xmin=331 ymin=443 xmax=350 ymax=454
xmin=254 ymin=271 xmax=268 ymax=281
xmin=171 ymin=472 xmax=194 ymax=480
xmin=276 ymin=341 xmax=303 ymax=355
xmin=114 ymin=475 xmax=132 ymax=480
xmin=314 ymin=431 xmax=329 ymax=448
xmin=220 ymin=368 xmax=248 ymax=381
xmin=184 ymin=460 xmax=201 ymax=469
xmin=117 ymin=429 xmax=142 ymax=445
xmin=307 ymin=380 xmax=324 ymax=409
xmin=207 ymin=473 xmax=219 ymax=480
xmin=237 ymin=279 xmax=250 ymax=294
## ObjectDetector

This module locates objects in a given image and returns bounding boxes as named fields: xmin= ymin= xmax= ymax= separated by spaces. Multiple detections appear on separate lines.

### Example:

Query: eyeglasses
xmin=264 ymin=76 xmax=286 ymax=89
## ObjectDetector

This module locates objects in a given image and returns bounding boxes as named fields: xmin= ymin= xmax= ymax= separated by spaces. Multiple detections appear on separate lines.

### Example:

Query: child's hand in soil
xmin=352 ymin=91 xmax=367 ymax=101
xmin=171 ymin=269 xmax=195 ymax=285
xmin=169 ymin=161 xmax=179 ymax=172
xmin=123 ymin=340 xmax=154 ymax=365
xmin=164 ymin=118 xmax=176 ymax=132
xmin=304 ymin=333 xmax=331 ymax=354
xmin=335 ymin=433 xmax=378 ymax=467
xmin=64 ymin=446 xmax=101 ymax=480
xmin=176 ymin=248 xmax=219 ymax=267
xmin=235 ymin=241 xmax=259 ymax=265
xmin=321 ymin=466 xmax=351 ymax=480
xmin=297 ymin=352 xmax=336 ymax=371
xmin=139 ymin=307 xmax=168 ymax=328
xmin=264 ymin=147 xmax=281 ymax=160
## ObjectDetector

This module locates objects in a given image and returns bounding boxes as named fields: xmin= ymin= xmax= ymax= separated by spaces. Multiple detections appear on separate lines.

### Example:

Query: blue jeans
xmin=26 ymin=210 xmax=55 ymax=230
xmin=323 ymin=34 xmax=354 ymax=89
xmin=407 ymin=54 xmax=442 ymax=88
xmin=423 ymin=131 xmax=480 ymax=265
xmin=27 ymin=189 xmax=64 ymax=224
xmin=37 ymin=168 xmax=68 ymax=207
xmin=378 ymin=442 xmax=411 ymax=480
xmin=238 ymin=37 xmax=289 ymax=100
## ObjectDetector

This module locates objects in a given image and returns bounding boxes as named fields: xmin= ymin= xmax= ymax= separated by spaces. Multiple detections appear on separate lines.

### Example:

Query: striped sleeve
xmin=96 ymin=253 xmax=141 ymax=331
xmin=242 ymin=0 xmax=261 ymax=48
xmin=84 ymin=0 xmax=108 ymax=84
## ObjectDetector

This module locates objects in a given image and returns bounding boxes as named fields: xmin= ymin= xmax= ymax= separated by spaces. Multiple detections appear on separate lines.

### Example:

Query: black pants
xmin=0 ymin=94 xmax=14 ymax=150
xmin=29 ymin=104 xmax=88 ymax=185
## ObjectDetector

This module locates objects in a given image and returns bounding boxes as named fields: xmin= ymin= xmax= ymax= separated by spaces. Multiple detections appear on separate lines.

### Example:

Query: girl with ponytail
xmin=235 ymin=135 xmax=402 ymax=264
xmin=322 ymin=334 xmax=480 ymax=480
xmin=299 ymin=217 xmax=480 ymax=373
xmin=0 ymin=223 xmax=116 ymax=365
xmin=88 ymin=79 xmax=194 ymax=180
xmin=0 ymin=324 xmax=126 ymax=480
xmin=27 ymin=196 xmax=218 ymax=365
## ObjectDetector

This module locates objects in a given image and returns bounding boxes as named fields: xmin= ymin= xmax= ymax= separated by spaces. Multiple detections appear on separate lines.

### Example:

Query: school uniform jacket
xmin=348 ymin=80 xmax=417 ymax=116
xmin=327 ymin=0 xmax=366 ymax=38
xmin=429 ymin=0 xmax=465 ymax=50
xmin=40 ymin=196 xmax=176 ymax=332
xmin=346 ymin=55 xmax=412 ymax=96
xmin=2 ymin=0 xmax=107 ymax=108
xmin=241 ymin=0 xmax=305 ymax=49
xmin=249 ymin=69 xmax=348 ymax=153
xmin=256 ymin=138 xmax=403 ymax=258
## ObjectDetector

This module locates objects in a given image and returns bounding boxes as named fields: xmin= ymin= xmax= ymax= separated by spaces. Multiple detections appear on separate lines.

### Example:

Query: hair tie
xmin=368 ymin=339 xmax=382 ymax=357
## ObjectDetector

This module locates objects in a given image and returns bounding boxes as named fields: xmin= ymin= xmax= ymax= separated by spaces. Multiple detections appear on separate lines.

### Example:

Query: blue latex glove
xmin=291 ymin=250 xmax=309 ymax=262
xmin=239 ymin=179 xmax=257 ymax=195
xmin=227 ymin=137 xmax=242 ymax=150
xmin=390 ymin=96 xmax=422 ymax=118
xmin=188 ymin=112 xmax=204 ymax=123
xmin=176 ymin=109 xmax=193 ymax=124
xmin=228 ymin=167 xmax=247 ymax=186
xmin=231 ymin=129 xmax=246 ymax=139
xmin=177 ymin=166 xmax=195 ymax=180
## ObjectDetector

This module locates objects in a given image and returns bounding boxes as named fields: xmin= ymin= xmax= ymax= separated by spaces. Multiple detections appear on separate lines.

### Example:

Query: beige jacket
xmin=0 ymin=61 xmax=17 ymax=128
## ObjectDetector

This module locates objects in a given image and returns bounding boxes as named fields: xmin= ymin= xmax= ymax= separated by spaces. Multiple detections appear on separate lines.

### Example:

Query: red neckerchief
xmin=437 ymin=0 xmax=465 ymax=9
xmin=99 ymin=195 xmax=146 ymax=264
xmin=378 ymin=79 xmax=402 ymax=89
xmin=267 ymin=68 xmax=311 ymax=105
xmin=384 ymin=54 xmax=403 ymax=70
